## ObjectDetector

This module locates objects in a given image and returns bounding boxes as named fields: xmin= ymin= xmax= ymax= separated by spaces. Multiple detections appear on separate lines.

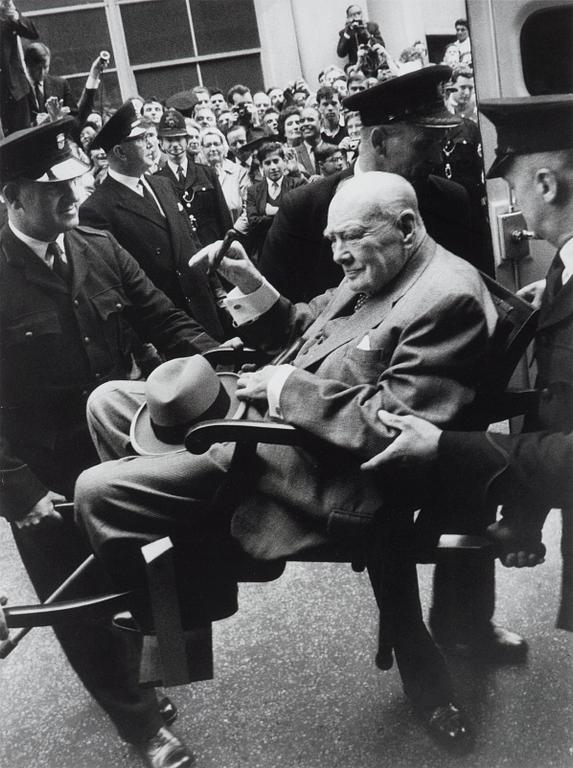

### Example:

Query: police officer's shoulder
xmin=75 ymin=224 xmax=113 ymax=239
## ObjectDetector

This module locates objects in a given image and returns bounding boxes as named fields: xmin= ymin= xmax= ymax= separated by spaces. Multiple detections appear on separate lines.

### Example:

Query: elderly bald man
xmin=76 ymin=171 xmax=497 ymax=754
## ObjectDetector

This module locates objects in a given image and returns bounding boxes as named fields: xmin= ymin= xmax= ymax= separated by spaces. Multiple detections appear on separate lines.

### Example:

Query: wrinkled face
xmin=455 ymin=24 xmax=469 ymax=42
xmin=262 ymin=152 xmax=286 ymax=182
xmin=263 ymin=111 xmax=279 ymax=133
xmin=202 ymin=134 xmax=225 ymax=165
xmin=454 ymin=76 xmax=474 ymax=107
xmin=325 ymin=203 xmax=406 ymax=295
xmin=186 ymin=126 xmax=201 ymax=155
xmin=300 ymin=108 xmax=320 ymax=141
xmin=283 ymin=113 xmax=301 ymax=141
xmin=210 ymin=93 xmax=226 ymax=117
xmin=160 ymin=134 xmax=188 ymax=161
xmin=253 ymin=92 xmax=271 ymax=119
xmin=227 ymin=126 xmax=247 ymax=155
xmin=79 ymin=125 xmax=97 ymax=151
xmin=321 ymin=151 xmax=347 ymax=176
xmin=318 ymin=95 xmax=340 ymax=123
xmin=142 ymin=101 xmax=163 ymax=124
xmin=13 ymin=178 xmax=82 ymax=240
xmin=332 ymin=79 xmax=348 ymax=98
xmin=195 ymin=107 xmax=216 ymax=128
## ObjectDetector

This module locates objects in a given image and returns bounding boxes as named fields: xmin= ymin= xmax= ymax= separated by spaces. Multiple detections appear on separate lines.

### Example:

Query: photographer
xmin=227 ymin=84 xmax=258 ymax=129
xmin=337 ymin=4 xmax=384 ymax=66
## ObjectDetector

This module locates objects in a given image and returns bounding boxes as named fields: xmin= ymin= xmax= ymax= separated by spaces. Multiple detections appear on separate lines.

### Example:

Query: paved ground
xmin=1 ymin=510 xmax=572 ymax=768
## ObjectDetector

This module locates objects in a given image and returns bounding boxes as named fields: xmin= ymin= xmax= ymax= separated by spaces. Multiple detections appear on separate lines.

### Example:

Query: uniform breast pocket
xmin=3 ymin=311 xmax=64 ymax=388
xmin=90 ymin=287 xmax=133 ymax=354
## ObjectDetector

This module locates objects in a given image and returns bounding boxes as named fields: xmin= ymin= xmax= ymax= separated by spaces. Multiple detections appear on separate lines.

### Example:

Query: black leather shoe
xmin=434 ymin=625 xmax=528 ymax=664
xmin=419 ymin=703 xmax=475 ymax=754
xmin=135 ymin=726 xmax=195 ymax=768
xmin=158 ymin=696 xmax=178 ymax=726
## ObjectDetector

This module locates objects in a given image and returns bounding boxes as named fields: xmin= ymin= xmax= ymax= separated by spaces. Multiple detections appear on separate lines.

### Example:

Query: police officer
xmin=0 ymin=117 xmax=208 ymax=767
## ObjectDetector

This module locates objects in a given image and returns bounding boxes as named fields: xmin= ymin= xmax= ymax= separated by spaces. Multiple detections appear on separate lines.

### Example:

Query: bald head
xmin=324 ymin=172 xmax=424 ymax=295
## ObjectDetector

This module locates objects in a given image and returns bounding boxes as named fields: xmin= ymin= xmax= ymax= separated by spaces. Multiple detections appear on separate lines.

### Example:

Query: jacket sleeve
xmin=246 ymin=184 xmax=273 ymax=234
xmin=9 ymin=12 xmax=38 ymax=40
xmin=438 ymin=429 xmax=573 ymax=510
xmin=0 ymin=431 xmax=48 ymax=522
xmin=337 ymin=28 xmax=351 ymax=58
xmin=208 ymin=166 xmax=233 ymax=237
xmin=108 ymin=233 xmax=220 ymax=355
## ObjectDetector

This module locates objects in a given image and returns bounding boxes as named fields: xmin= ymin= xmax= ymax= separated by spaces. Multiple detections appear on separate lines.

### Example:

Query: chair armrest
xmin=203 ymin=347 xmax=271 ymax=370
xmin=185 ymin=418 xmax=304 ymax=454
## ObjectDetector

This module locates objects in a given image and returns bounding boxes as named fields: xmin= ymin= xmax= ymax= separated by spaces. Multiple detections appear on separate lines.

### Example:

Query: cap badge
xmin=56 ymin=133 xmax=66 ymax=150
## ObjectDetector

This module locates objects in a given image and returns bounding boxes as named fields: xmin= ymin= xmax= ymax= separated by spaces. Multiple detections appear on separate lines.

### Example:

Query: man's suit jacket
xmin=0 ymin=12 xmax=37 ymax=101
xmin=230 ymin=237 xmax=495 ymax=560
xmin=154 ymin=161 xmax=232 ymax=247
xmin=79 ymin=173 xmax=227 ymax=342
xmin=336 ymin=21 xmax=384 ymax=64
xmin=0 ymin=224 xmax=217 ymax=520
xmin=259 ymin=168 xmax=493 ymax=304
xmin=246 ymin=175 xmax=305 ymax=256
xmin=28 ymin=73 xmax=76 ymax=123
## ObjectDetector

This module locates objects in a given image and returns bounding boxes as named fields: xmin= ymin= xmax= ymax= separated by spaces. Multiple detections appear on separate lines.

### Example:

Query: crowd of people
xmin=0 ymin=3 xmax=571 ymax=768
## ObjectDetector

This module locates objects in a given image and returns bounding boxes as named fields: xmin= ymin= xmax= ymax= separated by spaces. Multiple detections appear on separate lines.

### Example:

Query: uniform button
xmin=84 ymin=336 xmax=90 ymax=343
xmin=73 ymin=299 xmax=79 ymax=307
xmin=155 ymin=248 xmax=161 ymax=255
xmin=115 ymin=302 xmax=122 ymax=309
xmin=82 ymin=390 xmax=88 ymax=397
xmin=94 ymin=372 xmax=102 ymax=379
xmin=233 ymin=304 xmax=241 ymax=310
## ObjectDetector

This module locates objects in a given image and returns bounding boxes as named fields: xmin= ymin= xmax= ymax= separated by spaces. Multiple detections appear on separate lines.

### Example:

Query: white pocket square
xmin=357 ymin=334 xmax=371 ymax=350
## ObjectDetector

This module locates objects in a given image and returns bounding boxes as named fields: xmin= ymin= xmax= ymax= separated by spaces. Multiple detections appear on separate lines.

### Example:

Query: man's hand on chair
xmin=15 ymin=491 xmax=66 ymax=530
xmin=236 ymin=366 xmax=277 ymax=403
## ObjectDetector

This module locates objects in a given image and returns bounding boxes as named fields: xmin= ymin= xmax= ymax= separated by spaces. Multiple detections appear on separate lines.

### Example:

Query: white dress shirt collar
xmin=108 ymin=168 xmax=142 ymax=194
xmin=559 ymin=237 xmax=573 ymax=285
xmin=167 ymin=157 xmax=188 ymax=179
xmin=8 ymin=221 xmax=66 ymax=267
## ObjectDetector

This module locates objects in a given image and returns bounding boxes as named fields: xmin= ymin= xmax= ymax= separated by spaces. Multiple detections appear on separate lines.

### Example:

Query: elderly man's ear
xmin=398 ymin=210 xmax=416 ymax=246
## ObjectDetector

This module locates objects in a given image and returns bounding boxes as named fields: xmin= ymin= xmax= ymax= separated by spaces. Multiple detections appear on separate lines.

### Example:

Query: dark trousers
xmin=0 ymin=92 xmax=31 ymax=135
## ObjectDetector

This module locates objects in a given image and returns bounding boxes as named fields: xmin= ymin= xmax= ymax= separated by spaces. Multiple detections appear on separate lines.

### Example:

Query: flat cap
xmin=91 ymin=100 xmax=147 ymax=152
xmin=0 ymin=117 xmax=89 ymax=185
xmin=158 ymin=108 xmax=188 ymax=137
xmin=165 ymin=91 xmax=199 ymax=117
xmin=343 ymin=65 xmax=460 ymax=128
xmin=479 ymin=95 xmax=573 ymax=178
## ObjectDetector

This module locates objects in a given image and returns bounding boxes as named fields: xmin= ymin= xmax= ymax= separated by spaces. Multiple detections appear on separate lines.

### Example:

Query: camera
xmin=232 ymin=103 xmax=253 ymax=127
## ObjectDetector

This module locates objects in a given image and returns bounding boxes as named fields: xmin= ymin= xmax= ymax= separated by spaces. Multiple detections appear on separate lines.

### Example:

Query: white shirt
xmin=167 ymin=157 xmax=188 ymax=179
xmin=108 ymin=168 xmax=165 ymax=216
xmin=266 ymin=176 xmax=284 ymax=199
xmin=8 ymin=221 xmax=66 ymax=268
xmin=223 ymin=278 xmax=294 ymax=418
xmin=560 ymin=237 xmax=573 ymax=285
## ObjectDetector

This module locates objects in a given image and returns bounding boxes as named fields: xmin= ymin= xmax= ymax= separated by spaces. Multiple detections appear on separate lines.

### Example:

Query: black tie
xmin=47 ymin=241 xmax=71 ymax=285
xmin=177 ymin=167 xmax=185 ymax=184
xmin=34 ymin=82 xmax=44 ymax=112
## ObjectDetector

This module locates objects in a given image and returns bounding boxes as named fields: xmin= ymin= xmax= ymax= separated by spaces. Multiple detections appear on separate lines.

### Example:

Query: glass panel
xmin=521 ymin=6 xmax=573 ymax=94
xmin=66 ymin=72 xmax=122 ymax=115
xmin=121 ymin=0 xmax=195 ymax=65
xmin=25 ymin=10 xmax=111 ymax=77
xmin=200 ymin=54 xmax=263 ymax=93
xmin=135 ymin=64 xmax=199 ymax=100
xmin=19 ymin=0 xmax=99 ymax=10
xmin=191 ymin=0 xmax=259 ymax=56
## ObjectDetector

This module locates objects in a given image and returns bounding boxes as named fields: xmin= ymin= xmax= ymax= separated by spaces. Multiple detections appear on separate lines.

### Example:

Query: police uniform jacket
xmin=0 ymin=224 xmax=219 ymax=522
xmin=79 ymin=173 xmax=227 ymax=341
xmin=154 ymin=161 xmax=232 ymax=247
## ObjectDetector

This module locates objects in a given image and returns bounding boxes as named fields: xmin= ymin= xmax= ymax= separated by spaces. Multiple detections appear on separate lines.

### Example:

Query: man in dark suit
xmin=363 ymin=94 xmax=573 ymax=634
xmin=336 ymin=4 xmax=384 ymax=66
xmin=76 ymin=171 xmax=499 ymax=753
xmin=260 ymin=66 xmax=494 ymax=305
xmin=0 ymin=0 xmax=37 ymax=134
xmin=154 ymin=108 xmax=232 ymax=247
xmin=0 ymin=118 xmax=218 ymax=767
xmin=246 ymin=141 xmax=305 ymax=258
xmin=24 ymin=42 xmax=76 ymax=124
xmin=80 ymin=101 xmax=228 ymax=345
xmin=258 ymin=66 xmax=517 ymax=664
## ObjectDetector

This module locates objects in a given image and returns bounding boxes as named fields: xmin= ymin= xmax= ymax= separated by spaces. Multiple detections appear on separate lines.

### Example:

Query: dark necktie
xmin=47 ymin=241 xmax=71 ymax=285
xmin=34 ymin=82 xmax=44 ymax=112
xmin=177 ymin=167 xmax=185 ymax=184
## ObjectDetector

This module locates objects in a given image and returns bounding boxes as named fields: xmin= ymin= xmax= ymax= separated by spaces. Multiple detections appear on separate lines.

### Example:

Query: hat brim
xmin=486 ymin=151 xmax=514 ymax=179
xmin=34 ymin=155 xmax=91 ymax=182
xmin=130 ymin=372 xmax=244 ymax=456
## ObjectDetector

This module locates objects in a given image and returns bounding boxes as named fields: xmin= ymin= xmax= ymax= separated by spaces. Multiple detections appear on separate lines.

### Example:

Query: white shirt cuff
xmin=86 ymin=75 xmax=100 ymax=90
xmin=267 ymin=365 xmax=296 ymax=420
xmin=223 ymin=277 xmax=280 ymax=326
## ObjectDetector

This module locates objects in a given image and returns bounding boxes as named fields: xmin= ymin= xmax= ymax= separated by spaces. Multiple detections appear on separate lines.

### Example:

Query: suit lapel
xmin=148 ymin=175 xmax=185 ymax=265
xmin=293 ymin=237 xmax=437 ymax=370
xmin=64 ymin=230 xmax=89 ymax=297
xmin=106 ymin=176 xmax=167 ymax=231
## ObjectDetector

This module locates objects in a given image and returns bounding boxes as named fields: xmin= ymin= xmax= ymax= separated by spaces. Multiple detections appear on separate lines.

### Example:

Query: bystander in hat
xmin=90 ymin=100 xmax=147 ymax=153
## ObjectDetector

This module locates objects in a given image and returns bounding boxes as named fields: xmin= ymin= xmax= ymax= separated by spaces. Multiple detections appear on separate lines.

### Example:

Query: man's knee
xmin=86 ymin=380 xmax=140 ymax=427
xmin=75 ymin=462 xmax=115 ymax=529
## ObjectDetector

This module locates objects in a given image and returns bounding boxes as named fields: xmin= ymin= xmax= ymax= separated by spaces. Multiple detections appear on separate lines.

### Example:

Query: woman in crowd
xmin=201 ymin=126 xmax=249 ymax=222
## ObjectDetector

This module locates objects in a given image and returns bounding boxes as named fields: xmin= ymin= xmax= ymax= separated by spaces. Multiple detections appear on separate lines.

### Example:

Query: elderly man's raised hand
xmin=189 ymin=239 xmax=264 ymax=294
xmin=361 ymin=409 xmax=441 ymax=470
